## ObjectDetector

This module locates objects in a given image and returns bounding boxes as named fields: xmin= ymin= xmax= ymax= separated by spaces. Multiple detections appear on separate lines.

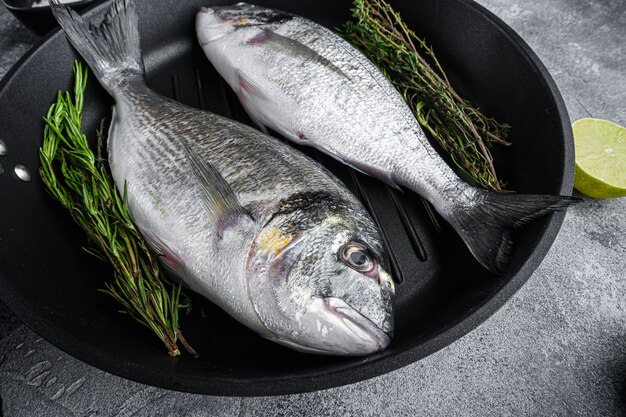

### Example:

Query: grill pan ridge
xmin=0 ymin=0 xmax=573 ymax=395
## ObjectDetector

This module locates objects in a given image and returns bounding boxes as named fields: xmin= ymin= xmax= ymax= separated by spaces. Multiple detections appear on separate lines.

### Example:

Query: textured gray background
xmin=1 ymin=0 xmax=625 ymax=416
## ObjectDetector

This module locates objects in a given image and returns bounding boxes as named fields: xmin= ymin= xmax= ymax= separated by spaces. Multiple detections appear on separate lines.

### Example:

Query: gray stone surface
xmin=1 ymin=0 xmax=625 ymax=415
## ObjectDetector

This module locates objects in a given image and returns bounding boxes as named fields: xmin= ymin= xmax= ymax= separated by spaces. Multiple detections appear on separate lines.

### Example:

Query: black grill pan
xmin=0 ymin=0 xmax=574 ymax=395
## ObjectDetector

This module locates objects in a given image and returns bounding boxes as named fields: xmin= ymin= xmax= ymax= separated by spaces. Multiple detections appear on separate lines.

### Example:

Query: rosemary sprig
xmin=39 ymin=61 xmax=197 ymax=358
xmin=341 ymin=0 xmax=511 ymax=191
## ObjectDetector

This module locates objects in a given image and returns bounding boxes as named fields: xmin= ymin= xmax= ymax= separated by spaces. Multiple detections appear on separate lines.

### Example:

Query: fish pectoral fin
xmin=182 ymin=143 xmax=254 ymax=237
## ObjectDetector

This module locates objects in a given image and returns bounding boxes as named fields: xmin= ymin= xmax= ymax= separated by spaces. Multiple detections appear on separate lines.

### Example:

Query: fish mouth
xmin=267 ymin=297 xmax=392 ymax=356
xmin=322 ymin=297 xmax=392 ymax=354
xmin=196 ymin=6 xmax=239 ymax=46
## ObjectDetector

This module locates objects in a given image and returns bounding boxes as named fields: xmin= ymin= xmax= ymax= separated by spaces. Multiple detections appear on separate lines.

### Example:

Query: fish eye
xmin=340 ymin=243 xmax=375 ymax=273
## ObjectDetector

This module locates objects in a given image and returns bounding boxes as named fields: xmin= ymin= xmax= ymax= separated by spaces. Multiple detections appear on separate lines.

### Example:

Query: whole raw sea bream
xmin=196 ymin=3 xmax=579 ymax=274
xmin=50 ymin=0 xmax=395 ymax=356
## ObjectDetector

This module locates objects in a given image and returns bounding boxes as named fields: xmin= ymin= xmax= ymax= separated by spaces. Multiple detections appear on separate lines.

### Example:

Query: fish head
xmin=196 ymin=3 xmax=291 ymax=44
xmin=247 ymin=197 xmax=394 ymax=356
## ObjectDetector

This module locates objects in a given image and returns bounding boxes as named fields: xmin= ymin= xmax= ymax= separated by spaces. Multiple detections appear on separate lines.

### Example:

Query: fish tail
xmin=448 ymin=190 xmax=580 ymax=274
xmin=51 ymin=0 xmax=144 ymax=93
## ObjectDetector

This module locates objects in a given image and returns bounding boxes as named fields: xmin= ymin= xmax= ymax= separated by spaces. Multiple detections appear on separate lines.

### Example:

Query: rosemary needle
xmin=39 ymin=61 xmax=197 ymax=358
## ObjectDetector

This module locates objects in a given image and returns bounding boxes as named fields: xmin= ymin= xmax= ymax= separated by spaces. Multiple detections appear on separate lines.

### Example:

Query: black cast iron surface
xmin=3 ymin=0 xmax=99 ymax=36
xmin=0 ymin=0 xmax=573 ymax=395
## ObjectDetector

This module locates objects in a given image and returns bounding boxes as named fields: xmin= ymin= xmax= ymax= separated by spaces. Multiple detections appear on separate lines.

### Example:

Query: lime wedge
xmin=573 ymin=118 xmax=626 ymax=198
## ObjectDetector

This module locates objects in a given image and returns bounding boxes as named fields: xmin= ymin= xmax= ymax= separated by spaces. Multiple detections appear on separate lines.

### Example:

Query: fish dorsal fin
xmin=248 ymin=29 xmax=349 ymax=80
xmin=182 ymin=142 xmax=253 ymax=237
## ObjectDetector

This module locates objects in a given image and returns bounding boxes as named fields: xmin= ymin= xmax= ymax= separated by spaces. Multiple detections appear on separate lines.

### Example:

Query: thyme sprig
xmin=341 ymin=0 xmax=511 ymax=191
xmin=39 ymin=61 xmax=197 ymax=358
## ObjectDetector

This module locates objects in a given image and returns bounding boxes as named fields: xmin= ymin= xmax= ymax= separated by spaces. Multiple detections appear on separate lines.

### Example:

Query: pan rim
xmin=0 ymin=0 xmax=574 ymax=396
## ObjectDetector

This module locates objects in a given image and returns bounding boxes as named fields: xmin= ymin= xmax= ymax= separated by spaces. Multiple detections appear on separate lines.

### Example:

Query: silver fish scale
xmin=281 ymin=18 xmax=462 ymax=192
xmin=203 ymin=15 xmax=471 ymax=212
xmin=107 ymin=85 xmax=365 ymax=331
xmin=51 ymin=0 xmax=395 ymax=355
